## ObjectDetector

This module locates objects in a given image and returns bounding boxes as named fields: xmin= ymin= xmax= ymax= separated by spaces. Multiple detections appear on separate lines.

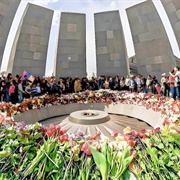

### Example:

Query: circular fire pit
xmin=69 ymin=110 xmax=110 ymax=125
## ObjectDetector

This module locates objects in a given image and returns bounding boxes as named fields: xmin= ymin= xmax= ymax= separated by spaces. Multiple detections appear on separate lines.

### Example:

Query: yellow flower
xmin=169 ymin=98 xmax=174 ymax=104
xmin=123 ymin=126 xmax=131 ymax=134
xmin=115 ymin=135 xmax=124 ymax=143
xmin=74 ymin=95 xmax=79 ymax=99
xmin=88 ymin=92 xmax=94 ymax=97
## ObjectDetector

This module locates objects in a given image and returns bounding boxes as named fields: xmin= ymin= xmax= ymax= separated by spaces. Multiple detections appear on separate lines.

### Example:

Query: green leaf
xmin=30 ymin=146 xmax=38 ymax=152
xmin=7 ymin=133 xmax=16 ymax=139
xmin=22 ymin=137 xmax=29 ymax=145
xmin=21 ymin=130 xmax=30 ymax=135
xmin=0 ymin=150 xmax=10 ymax=159
xmin=174 ymin=149 xmax=180 ymax=158
xmin=23 ymin=145 xmax=32 ymax=151
xmin=34 ymin=122 xmax=41 ymax=129
xmin=34 ymin=132 xmax=42 ymax=139
xmin=23 ymin=145 xmax=45 ymax=176
xmin=88 ymin=143 xmax=108 ymax=180
xmin=158 ymin=143 xmax=164 ymax=149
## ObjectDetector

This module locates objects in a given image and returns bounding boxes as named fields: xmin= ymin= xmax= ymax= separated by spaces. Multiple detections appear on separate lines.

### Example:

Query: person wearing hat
xmin=161 ymin=73 xmax=167 ymax=96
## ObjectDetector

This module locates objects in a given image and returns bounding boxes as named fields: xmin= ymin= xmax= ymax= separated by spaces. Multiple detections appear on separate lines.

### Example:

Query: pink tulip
xmin=163 ymin=119 xmax=172 ymax=126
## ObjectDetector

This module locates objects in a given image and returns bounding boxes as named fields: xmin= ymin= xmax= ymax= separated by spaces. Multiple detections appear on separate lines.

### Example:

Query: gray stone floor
xmin=40 ymin=114 xmax=151 ymax=139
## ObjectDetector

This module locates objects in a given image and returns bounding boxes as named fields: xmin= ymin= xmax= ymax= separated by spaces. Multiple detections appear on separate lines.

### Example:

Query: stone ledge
xmin=14 ymin=102 xmax=163 ymax=128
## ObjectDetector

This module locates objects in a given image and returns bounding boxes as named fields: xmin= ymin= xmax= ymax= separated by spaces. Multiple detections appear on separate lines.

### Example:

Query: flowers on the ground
xmin=0 ymin=115 xmax=180 ymax=179
xmin=0 ymin=90 xmax=180 ymax=179
xmin=0 ymin=90 xmax=179 ymax=124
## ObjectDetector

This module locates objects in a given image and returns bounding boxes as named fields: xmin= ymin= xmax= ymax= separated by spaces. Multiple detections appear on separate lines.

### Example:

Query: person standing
xmin=161 ymin=73 xmax=167 ymax=96
xmin=125 ymin=75 xmax=131 ymax=90
xmin=169 ymin=67 xmax=180 ymax=100
xmin=98 ymin=76 xmax=104 ymax=89
xmin=58 ymin=78 xmax=65 ymax=94
xmin=113 ymin=76 xmax=119 ymax=90
xmin=9 ymin=80 xmax=18 ymax=104
xmin=104 ymin=77 xmax=109 ymax=89
xmin=65 ymin=78 xmax=72 ymax=93
xmin=35 ymin=83 xmax=41 ymax=96
xmin=74 ymin=78 xmax=82 ymax=92
xmin=18 ymin=80 xmax=24 ymax=103
xmin=120 ymin=77 xmax=126 ymax=90
xmin=151 ymin=76 xmax=158 ymax=94
xmin=0 ymin=80 xmax=6 ymax=102
xmin=169 ymin=69 xmax=176 ymax=99
xmin=141 ymin=76 xmax=147 ymax=93
xmin=146 ymin=75 xmax=152 ymax=92
xmin=129 ymin=75 xmax=136 ymax=92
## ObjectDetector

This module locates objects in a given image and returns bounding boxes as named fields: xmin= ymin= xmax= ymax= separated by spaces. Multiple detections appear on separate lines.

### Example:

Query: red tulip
xmin=123 ymin=134 xmax=131 ymax=141
xmin=130 ymin=150 xmax=136 ymax=156
xmin=85 ymin=148 xmax=92 ymax=156
xmin=91 ymin=134 xmax=97 ymax=140
xmin=151 ymin=143 xmax=155 ymax=147
xmin=128 ymin=140 xmax=136 ymax=148
xmin=46 ymin=130 xmax=53 ymax=137
xmin=49 ymin=124 xmax=56 ymax=132
xmin=132 ymin=130 xmax=138 ymax=137
xmin=81 ymin=142 xmax=88 ymax=151
xmin=155 ymin=127 xmax=160 ymax=132
xmin=60 ymin=130 xmax=67 ymax=135
xmin=56 ymin=125 xmax=61 ymax=132
xmin=141 ymin=129 xmax=147 ymax=133
xmin=138 ymin=132 xmax=144 ymax=138
xmin=111 ymin=131 xmax=118 ymax=137
xmin=60 ymin=134 xmax=69 ymax=142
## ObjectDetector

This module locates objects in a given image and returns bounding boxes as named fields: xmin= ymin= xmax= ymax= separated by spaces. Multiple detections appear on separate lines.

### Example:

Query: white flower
xmin=117 ymin=141 xmax=128 ymax=150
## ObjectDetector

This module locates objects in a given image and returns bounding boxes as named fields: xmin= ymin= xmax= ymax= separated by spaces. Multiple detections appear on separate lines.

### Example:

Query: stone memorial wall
xmin=9 ymin=3 xmax=53 ymax=76
xmin=0 ymin=0 xmax=21 ymax=68
xmin=127 ymin=0 xmax=176 ymax=79
xmin=56 ymin=12 xmax=86 ymax=78
xmin=161 ymin=0 xmax=180 ymax=50
xmin=94 ymin=11 xmax=128 ymax=77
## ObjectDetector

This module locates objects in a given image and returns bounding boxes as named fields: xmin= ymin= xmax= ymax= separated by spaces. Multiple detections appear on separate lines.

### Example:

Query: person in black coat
xmin=151 ymin=76 xmax=158 ymax=94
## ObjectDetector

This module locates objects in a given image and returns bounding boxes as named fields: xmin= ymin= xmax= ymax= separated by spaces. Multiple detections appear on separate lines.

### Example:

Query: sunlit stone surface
xmin=0 ymin=0 xmax=21 ymax=68
xmin=56 ymin=12 xmax=86 ymax=78
xmin=42 ymin=114 xmax=151 ymax=140
xmin=127 ymin=1 xmax=176 ymax=79
xmin=94 ymin=11 xmax=129 ymax=77
xmin=8 ymin=3 xmax=53 ymax=76
xmin=161 ymin=0 xmax=180 ymax=51
xmin=69 ymin=110 xmax=110 ymax=125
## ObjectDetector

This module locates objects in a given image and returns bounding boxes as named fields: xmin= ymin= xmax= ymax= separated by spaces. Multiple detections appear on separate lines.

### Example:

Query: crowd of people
xmin=0 ymin=66 xmax=180 ymax=104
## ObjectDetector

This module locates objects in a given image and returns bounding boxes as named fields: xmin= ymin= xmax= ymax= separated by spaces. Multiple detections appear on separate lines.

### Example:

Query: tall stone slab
xmin=56 ymin=12 xmax=86 ymax=78
xmin=161 ymin=0 xmax=180 ymax=51
xmin=94 ymin=11 xmax=128 ymax=77
xmin=127 ymin=0 xmax=176 ymax=79
xmin=0 ymin=0 xmax=21 ymax=68
xmin=9 ymin=3 xmax=53 ymax=77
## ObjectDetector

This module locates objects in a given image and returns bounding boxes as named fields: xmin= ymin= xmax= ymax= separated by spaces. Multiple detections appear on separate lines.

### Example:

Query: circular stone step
xmin=40 ymin=114 xmax=152 ymax=139
xmin=69 ymin=110 xmax=110 ymax=125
